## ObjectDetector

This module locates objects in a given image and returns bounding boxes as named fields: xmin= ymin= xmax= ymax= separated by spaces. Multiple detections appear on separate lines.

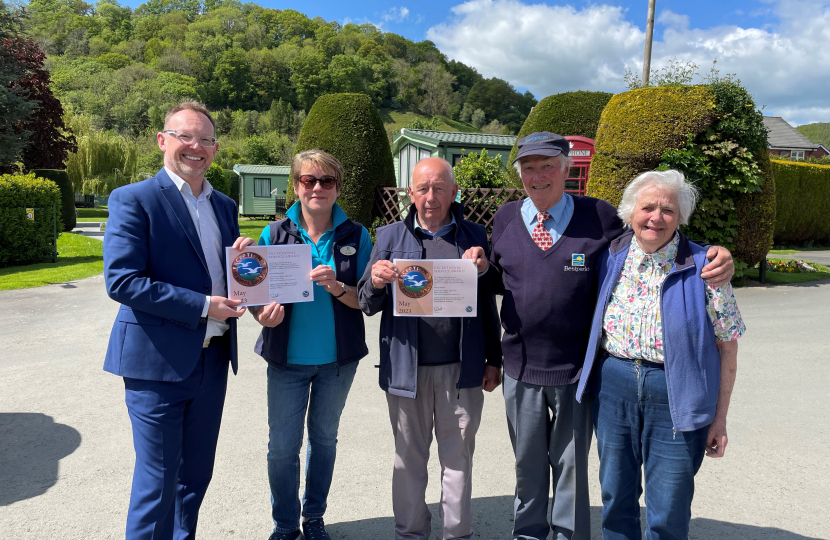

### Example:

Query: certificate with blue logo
xmin=225 ymin=245 xmax=314 ymax=306
xmin=392 ymin=259 xmax=477 ymax=317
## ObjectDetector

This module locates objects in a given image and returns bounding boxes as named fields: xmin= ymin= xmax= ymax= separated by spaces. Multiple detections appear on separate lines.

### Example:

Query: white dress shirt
xmin=165 ymin=167 xmax=229 ymax=342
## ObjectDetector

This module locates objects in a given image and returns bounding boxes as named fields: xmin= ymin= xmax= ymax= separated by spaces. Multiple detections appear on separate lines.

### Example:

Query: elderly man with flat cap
xmin=485 ymin=132 xmax=735 ymax=540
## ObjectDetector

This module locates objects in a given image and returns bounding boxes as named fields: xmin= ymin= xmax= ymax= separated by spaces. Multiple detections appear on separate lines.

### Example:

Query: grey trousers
xmin=504 ymin=375 xmax=592 ymax=540
xmin=386 ymin=363 xmax=485 ymax=540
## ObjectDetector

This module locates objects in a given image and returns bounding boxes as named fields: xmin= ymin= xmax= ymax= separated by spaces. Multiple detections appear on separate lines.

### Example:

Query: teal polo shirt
xmin=258 ymin=202 xmax=373 ymax=365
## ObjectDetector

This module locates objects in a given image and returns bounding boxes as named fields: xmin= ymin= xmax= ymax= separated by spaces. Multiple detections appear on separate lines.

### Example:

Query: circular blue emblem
xmin=404 ymin=271 xmax=427 ymax=293
xmin=465 ymin=306 xmax=472 ymax=313
xmin=237 ymin=257 xmax=262 ymax=280
xmin=302 ymin=291 xmax=309 ymax=297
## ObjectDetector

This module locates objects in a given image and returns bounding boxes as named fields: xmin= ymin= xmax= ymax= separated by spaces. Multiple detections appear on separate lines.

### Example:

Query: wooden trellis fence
xmin=374 ymin=187 xmax=528 ymax=234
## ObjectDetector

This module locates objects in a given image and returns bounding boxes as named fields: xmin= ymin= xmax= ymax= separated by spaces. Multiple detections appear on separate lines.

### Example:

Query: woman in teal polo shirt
xmin=251 ymin=149 xmax=372 ymax=540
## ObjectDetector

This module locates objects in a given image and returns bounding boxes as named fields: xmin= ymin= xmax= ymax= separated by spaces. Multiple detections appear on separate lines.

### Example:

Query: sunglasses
xmin=297 ymin=175 xmax=337 ymax=190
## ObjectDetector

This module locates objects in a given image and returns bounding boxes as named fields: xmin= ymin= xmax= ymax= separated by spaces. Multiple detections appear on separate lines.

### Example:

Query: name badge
xmin=340 ymin=246 xmax=357 ymax=256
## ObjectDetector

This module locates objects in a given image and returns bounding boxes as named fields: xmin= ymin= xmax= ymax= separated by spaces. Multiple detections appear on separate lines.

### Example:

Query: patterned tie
xmin=532 ymin=211 xmax=553 ymax=250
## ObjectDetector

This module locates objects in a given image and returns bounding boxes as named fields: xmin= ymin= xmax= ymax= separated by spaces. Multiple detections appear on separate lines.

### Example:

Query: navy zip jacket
xmin=576 ymin=229 xmax=722 ymax=432
xmin=254 ymin=217 xmax=368 ymax=370
xmin=357 ymin=202 xmax=502 ymax=398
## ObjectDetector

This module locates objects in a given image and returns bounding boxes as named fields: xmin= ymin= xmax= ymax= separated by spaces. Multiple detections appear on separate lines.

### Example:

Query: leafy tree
xmin=205 ymin=162 xmax=230 ymax=195
xmin=407 ymin=117 xmax=439 ymax=130
xmin=2 ymin=36 xmax=77 ymax=172
xmin=466 ymin=77 xmax=536 ymax=133
xmin=214 ymin=47 xmax=252 ymax=108
xmin=453 ymin=148 xmax=506 ymax=189
xmin=96 ymin=52 xmax=132 ymax=69
xmin=470 ymin=108 xmax=485 ymax=129
xmin=416 ymin=62 xmax=454 ymax=117
xmin=65 ymin=129 xmax=138 ymax=194
xmin=0 ymin=37 xmax=34 ymax=170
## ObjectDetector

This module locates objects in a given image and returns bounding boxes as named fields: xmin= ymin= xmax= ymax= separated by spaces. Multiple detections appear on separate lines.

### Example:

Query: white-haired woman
xmin=575 ymin=169 xmax=745 ymax=540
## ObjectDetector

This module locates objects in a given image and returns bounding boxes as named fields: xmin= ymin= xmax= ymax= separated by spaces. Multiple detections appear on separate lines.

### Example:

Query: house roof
xmin=233 ymin=164 xmax=291 ymax=175
xmin=397 ymin=129 xmax=517 ymax=148
xmin=763 ymin=117 xmax=819 ymax=150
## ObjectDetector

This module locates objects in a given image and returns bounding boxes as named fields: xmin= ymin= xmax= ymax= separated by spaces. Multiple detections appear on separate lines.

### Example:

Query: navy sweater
xmin=489 ymin=197 xmax=624 ymax=386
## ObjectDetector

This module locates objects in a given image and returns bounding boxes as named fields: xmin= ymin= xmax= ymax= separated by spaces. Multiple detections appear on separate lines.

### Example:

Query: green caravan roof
xmin=391 ymin=129 xmax=517 ymax=154
xmin=233 ymin=164 xmax=291 ymax=175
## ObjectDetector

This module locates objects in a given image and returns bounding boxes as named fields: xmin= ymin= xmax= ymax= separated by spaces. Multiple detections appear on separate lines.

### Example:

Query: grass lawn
xmin=379 ymin=108 xmax=481 ymax=134
xmin=76 ymin=207 xmax=109 ymax=222
xmin=768 ymin=249 xmax=798 ymax=255
xmin=238 ymin=219 xmax=270 ymax=240
xmin=745 ymin=258 xmax=830 ymax=284
xmin=0 ymin=233 xmax=103 ymax=291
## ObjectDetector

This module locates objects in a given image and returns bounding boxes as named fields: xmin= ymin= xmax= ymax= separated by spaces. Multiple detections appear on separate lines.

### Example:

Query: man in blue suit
xmin=104 ymin=100 xmax=248 ymax=540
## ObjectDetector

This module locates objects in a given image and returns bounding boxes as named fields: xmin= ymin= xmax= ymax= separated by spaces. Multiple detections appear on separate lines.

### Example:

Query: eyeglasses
xmin=297 ymin=175 xmax=337 ymax=190
xmin=162 ymin=130 xmax=217 ymax=147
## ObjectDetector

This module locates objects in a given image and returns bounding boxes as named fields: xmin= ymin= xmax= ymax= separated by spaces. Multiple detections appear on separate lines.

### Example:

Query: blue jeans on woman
xmin=592 ymin=354 xmax=708 ymax=540
xmin=267 ymin=361 xmax=358 ymax=534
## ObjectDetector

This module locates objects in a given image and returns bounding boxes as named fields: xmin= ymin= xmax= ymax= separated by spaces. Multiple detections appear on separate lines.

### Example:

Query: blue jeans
xmin=592 ymin=354 xmax=708 ymax=540
xmin=266 ymin=361 xmax=358 ymax=534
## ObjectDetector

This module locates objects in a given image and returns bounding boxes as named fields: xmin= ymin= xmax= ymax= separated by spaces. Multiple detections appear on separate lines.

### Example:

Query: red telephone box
xmin=564 ymin=136 xmax=595 ymax=196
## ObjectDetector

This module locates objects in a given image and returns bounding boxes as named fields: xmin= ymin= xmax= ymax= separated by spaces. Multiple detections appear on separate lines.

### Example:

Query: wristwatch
xmin=333 ymin=282 xmax=348 ymax=298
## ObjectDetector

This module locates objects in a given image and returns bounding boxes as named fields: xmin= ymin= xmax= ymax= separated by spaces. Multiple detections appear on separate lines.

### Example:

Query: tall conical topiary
xmin=506 ymin=91 xmax=614 ymax=187
xmin=287 ymin=93 xmax=395 ymax=226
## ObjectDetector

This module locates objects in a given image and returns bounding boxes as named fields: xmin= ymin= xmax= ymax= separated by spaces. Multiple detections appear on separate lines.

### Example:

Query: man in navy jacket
xmin=104 ymin=101 xmax=248 ymax=540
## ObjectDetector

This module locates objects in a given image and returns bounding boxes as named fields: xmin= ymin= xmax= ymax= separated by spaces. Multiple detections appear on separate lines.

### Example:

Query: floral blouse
xmin=601 ymin=234 xmax=745 ymax=363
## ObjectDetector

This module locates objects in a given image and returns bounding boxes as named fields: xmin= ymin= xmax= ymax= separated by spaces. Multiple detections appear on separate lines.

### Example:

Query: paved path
xmin=1 ymin=276 xmax=828 ymax=539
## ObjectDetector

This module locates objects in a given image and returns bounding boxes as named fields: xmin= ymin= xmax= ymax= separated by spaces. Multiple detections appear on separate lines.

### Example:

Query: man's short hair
xmin=164 ymin=100 xmax=216 ymax=132
xmin=291 ymin=149 xmax=345 ymax=192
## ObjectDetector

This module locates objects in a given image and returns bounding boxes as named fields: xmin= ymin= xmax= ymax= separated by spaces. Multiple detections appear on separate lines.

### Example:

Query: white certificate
xmin=392 ymin=259 xmax=478 ymax=317
xmin=226 ymin=245 xmax=314 ymax=307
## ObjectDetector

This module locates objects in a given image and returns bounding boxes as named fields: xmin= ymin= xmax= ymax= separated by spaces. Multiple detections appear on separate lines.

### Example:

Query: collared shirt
xmin=258 ymin=202 xmax=373 ymax=365
xmin=165 ymin=167 xmax=228 ymax=340
xmin=521 ymin=193 xmax=574 ymax=245
xmin=414 ymin=211 xmax=457 ymax=238
xmin=601 ymin=233 xmax=746 ymax=363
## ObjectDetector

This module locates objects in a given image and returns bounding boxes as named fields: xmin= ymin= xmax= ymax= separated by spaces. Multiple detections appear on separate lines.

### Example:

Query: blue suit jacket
xmin=103 ymin=168 xmax=239 ymax=381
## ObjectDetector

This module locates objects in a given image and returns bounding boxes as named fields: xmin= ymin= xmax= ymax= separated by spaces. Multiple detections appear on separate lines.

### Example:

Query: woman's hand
xmin=705 ymin=418 xmax=728 ymax=458
xmin=370 ymin=260 xmax=399 ymax=289
xmin=252 ymin=302 xmax=285 ymax=328
xmin=311 ymin=264 xmax=339 ymax=292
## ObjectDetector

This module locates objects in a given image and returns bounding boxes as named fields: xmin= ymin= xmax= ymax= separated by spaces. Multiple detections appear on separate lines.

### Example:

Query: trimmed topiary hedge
xmin=506 ymin=91 xmax=614 ymax=187
xmin=0 ymin=173 xmax=61 ymax=267
xmin=225 ymin=169 xmax=239 ymax=208
xmin=31 ymin=169 xmax=75 ymax=232
xmin=770 ymin=159 xmax=830 ymax=244
xmin=288 ymin=93 xmax=395 ymax=227
xmin=587 ymin=82 xmax=775 ymax=267
xmin=205 ymin=163 xmax=230 ymax=198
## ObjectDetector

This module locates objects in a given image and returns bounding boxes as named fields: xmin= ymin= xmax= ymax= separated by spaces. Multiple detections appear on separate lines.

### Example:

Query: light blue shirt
xmin=258 ymin=202 xmax=372 ymax=365
xmin=521 ymin=193 xmax=574 ymax=246
xmin=165 ymin=167 xmax=228 ymax=341
xmin=414 ymin=211 xmax=457 ymax=238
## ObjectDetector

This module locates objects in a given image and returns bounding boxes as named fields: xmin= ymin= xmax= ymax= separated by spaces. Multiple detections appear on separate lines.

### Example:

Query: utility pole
xmin=643 ymin=0 xmax=656 ymax=87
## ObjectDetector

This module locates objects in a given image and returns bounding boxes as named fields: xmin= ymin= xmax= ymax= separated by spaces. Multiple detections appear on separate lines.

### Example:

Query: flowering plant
xmin=765 ymin=259 xmax=816 ymax=273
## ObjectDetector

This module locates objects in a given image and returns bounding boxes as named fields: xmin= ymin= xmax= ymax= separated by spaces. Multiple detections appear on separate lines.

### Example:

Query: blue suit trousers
xmin=123 ymin=337 xmax=230 ymax=540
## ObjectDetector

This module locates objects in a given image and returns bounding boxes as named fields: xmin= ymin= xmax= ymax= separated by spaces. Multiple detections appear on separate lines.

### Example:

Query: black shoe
xmin=302 ymin=517 xmax=331 ymax=540
xmin=268 ymin=530 xmax=301 ymax=540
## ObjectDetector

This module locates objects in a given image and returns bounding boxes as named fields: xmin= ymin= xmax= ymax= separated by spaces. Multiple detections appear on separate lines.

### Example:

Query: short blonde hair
xmin=291 ymin=150 xmax=344 ymax=192
xmin=164 ymin=100 xmax=215 ymax=132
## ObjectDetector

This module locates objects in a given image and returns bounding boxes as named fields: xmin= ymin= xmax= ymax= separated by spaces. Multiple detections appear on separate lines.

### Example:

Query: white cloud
xmin=382 ymin=7 xmax=411 ymax=23
xmin=427 ymin=0 xmax=830 ymax=124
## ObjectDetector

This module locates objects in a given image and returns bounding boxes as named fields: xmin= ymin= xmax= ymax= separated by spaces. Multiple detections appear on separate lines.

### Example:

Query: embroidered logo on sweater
xmin=571 ymin=254 xmax=585 ymax=266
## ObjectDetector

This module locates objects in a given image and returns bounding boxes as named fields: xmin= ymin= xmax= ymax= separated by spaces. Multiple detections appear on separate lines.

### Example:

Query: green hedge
xmin=587 ymin=83 xmax=775 ymax=267
xmin=31 ymin=169 xmax=75 ymax=232
xmin=771 ymin=159 xmax=830 ymax=243
xmin=288 ymin=93 xmax=395 ymax=226
xmin=506 ymin=91 xmax=614 ymax=187
xmin=226 ymin=169 xmax=239 ymax=208
xmin=205 ymin=163 xmax=231 ymax=197
xmin=0 ymin=174 xmax=61 ymax=267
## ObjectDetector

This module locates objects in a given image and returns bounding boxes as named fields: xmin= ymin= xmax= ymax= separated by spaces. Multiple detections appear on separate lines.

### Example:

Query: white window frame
xmin=791 ymin=150 xmax=805 ymax=160
xmin=254 ymin=177 xmax=272 ymax=198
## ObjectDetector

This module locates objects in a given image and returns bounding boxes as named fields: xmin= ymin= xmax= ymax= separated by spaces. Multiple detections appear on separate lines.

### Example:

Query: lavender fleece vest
xmin=490 ymin=197 xmax=623 ymax=386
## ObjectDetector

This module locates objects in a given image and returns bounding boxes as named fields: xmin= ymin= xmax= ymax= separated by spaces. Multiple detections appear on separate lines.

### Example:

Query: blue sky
xmin=120 ymin=0 xmax=830 ymax=124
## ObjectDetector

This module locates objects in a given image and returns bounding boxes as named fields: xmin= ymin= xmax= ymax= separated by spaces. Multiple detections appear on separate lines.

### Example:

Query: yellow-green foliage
xmin=590 ymin=86 xmax=717 ymax=184
xmin=506 ymin=91 xmax=614 ymax=187
xmin=287 ymin=93 xmax=396 ymax=226
xmin=734 ymin=152 xmax=776 ymax=264
xmin=770 ymin=159 xmax=830 ymax=243
xmin=0 ymin=174 xmax=61 ymax=267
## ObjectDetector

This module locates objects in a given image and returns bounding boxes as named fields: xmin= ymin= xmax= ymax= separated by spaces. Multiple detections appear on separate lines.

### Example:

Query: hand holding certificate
xmin=226 ymin=245 xmax=315 ymax=307
xmin=392 ymin=259 xmax=477 ymax=317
